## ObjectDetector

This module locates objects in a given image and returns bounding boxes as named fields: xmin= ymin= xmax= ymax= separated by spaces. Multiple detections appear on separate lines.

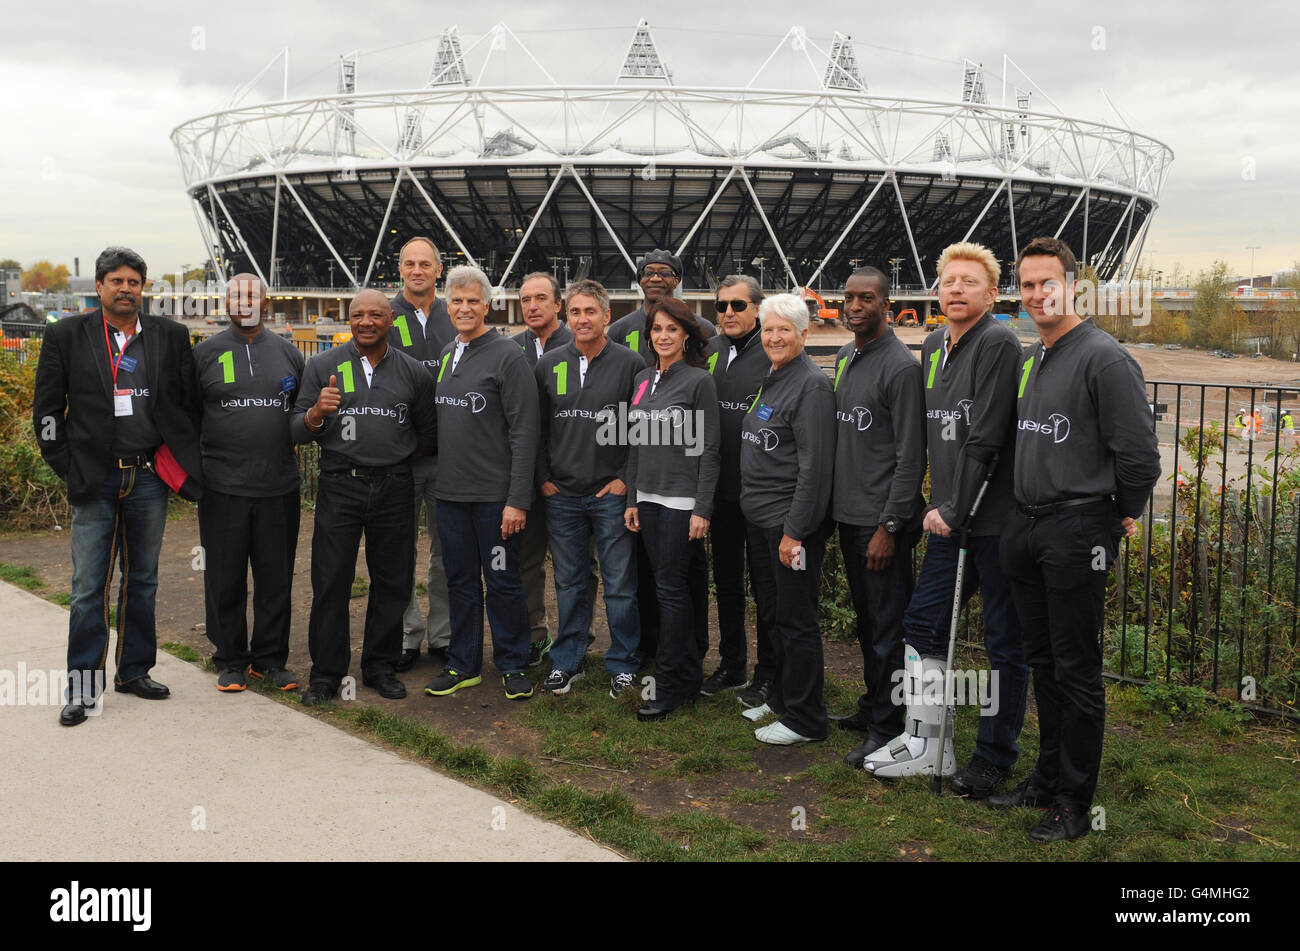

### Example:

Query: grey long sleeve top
xmin=433 ymin=329 xmax=539 ymax=510
xmin=920 ymin=312 xmax=1021 ymax=536
xmin=194 ymin=326 xmax=305 ymax=496
xmin=535 ymin=339 xmax=645 ymax=496
xmin=1014 ymin=318 xmax=1161 ymax=518
xmin=831 ymin=330 xmax=926 ymax=528
xmin=705 ymin=325 xmax=769 ymax=503
xmin=739 ymin=352 xmax=836 ymax=539
xmin=291 ymin=340 xmax=436 ymax=465
xmin=389 ymin=292 xmax=456 ymax=378
xmin=623 ymin=360 xmax=721 ymax=518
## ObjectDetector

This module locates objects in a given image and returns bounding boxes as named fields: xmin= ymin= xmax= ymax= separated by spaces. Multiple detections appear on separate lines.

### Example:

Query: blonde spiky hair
xmin=935 ymin=242 xmax=1000 ymax=288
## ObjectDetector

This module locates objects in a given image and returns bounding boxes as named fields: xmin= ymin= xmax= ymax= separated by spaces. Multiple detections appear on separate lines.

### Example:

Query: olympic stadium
xmin=170 ymin=21 xmax=1173 ymax=301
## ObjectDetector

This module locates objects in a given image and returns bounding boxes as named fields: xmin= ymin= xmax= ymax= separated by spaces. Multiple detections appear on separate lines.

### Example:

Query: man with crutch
xmin=863 ymin=242 xmax=1028 ymax=798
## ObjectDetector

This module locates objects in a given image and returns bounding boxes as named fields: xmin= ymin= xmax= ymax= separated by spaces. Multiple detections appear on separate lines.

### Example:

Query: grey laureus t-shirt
xmin=194 ymin=326 xmax=306 ymax=496
xmin=291 ymin=340 xmax=436 ymax=466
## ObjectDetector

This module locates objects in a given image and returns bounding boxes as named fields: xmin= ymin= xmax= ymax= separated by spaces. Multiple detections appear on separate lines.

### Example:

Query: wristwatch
xmin=882 ymin=516 xmax=901 ymax=535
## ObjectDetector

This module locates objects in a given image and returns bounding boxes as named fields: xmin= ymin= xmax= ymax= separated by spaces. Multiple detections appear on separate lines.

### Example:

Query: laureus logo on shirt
xmin=836 ymin=406 xmax=873 ymax=431
xmin=926 ymin=399 xmax=973 ymax=425
xmin=1019 ymin=412 xmax=1071 ymax=443
xmin=436 ymin=392 xmax=487 ymax=413
xmin=719 ymin=393 xmax=758 ymax=413
xmin=220 ymin=394 xmax=289 ymax=411
xmin=741 ymin=428 xmax=780 ymax=451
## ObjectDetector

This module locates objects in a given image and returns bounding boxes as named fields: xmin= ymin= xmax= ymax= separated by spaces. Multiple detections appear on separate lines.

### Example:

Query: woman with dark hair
xmin=623 ymin=298 xmax=720 ymax=721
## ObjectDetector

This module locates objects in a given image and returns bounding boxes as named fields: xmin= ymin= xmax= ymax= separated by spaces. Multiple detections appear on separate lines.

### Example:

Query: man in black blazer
xmin=33 ymin=246 xmax=202 ymax=726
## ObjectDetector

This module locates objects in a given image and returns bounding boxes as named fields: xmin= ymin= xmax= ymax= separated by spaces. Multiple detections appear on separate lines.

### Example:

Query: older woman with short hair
xmin=739 ymin=293 xmax=836 ymax=744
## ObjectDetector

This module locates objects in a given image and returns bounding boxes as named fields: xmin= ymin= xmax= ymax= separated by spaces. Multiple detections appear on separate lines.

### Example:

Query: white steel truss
xmin=172 ymin=26 xmax=1172 ymax=291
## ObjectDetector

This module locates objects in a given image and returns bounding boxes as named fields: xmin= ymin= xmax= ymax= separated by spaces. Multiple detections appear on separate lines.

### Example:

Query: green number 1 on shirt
xmin=1018 ymin=355 xmax=1035 ymax=398
xmin=336 ymin=361 xmax=355 ymax=393
xmin=926 ymin=349 xmax=941 ymax=389
xmin=553 ymin=361 xmax=568 ymax=396
xmin=217 ymin=350 xmax=235 ymax=384
xmin=627 ymin=330 xmax=640 ymax=354
xmin=393 ymin=314 xmax=412 ymax=347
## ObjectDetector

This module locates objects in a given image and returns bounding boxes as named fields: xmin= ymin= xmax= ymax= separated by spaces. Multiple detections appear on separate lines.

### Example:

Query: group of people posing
xmin=35 ymin=234 xmax=1160 ymax=843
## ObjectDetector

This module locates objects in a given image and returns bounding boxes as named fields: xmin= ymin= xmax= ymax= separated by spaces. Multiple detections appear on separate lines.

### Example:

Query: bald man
xmin=292 ymin=290 xmax=438 ymax=706
xmin=195 ymin=274 xmax=306 ymax=692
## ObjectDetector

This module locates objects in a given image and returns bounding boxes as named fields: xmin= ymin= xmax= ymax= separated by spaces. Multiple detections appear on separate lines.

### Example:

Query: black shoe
xmin=527 ymin=636 xmax=552 ymax=668
xmin=950 ymin=756 xmax=1011 ymax=799
xmin=503 ymin=672 xmax=534 ymax=701
xmin=363 ymin=672 xmax=408 ymax=700
xmin=249 ymin=666 xmax=299 ymax=690
xmin=540 ymin=669 xmax=583 ymax=694
xmin=301 ymin=681 xmax=337 ymax=707
xmin=216 ymin=667 xmax=247 ymax=692
xmin=843 ymin=731 xmax=892 ymax=769
xmin=59 ymin=699 xmax=93 ymax=727
xmin=114 ymin=676 xmax=170 ymax=699
xmin=1028 ymin=803 xmax=1090 ymax=842
xmin=427 ymin=645 xmax=448 ymax=664
xmin=636 ymin=703 xmax=675 ymax=722
xmin=986 ymin=776 xmax=1056 ymax=810
xmin=395 ymin=648 xmax=419 ymax=673
xmin=831 ymin=710 xmax=874 ymax=732
xmin=737 ymin=676 xmax=772 ymax=709
xmin=700 ymin=667 xmax=747 ymax=697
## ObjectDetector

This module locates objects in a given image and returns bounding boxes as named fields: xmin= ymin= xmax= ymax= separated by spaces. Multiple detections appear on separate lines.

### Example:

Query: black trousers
xmin=307 ymin=468 xmax=414 ymax=686
xmin=710 ymin=497 xmax=775 ymax=680
xmin=198 ymin=487 xmax=300 ymax=671
xmin=1000 ymin=504 xmax=1120 ymax=809
xmin=636 ymin=523 xmax=707 ymax=661
xmin=748 ymin=521 xmax=829 ymax=739
xmin=839 ymin=522 xmax=916 ymax=738
xmin=638 ymin=503 xmax=707 ymax=707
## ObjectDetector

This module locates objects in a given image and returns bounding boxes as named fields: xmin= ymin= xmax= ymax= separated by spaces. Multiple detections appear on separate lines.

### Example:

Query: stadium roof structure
xmin=171 ymin=21 xmax=1173 ymax=293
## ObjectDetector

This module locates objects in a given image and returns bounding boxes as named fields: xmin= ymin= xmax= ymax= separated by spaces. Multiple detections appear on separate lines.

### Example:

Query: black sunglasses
xmin=714 ymin=299 xmax=751 ymax=313
xmin=641 ymin=268 xmax=678 ymax=280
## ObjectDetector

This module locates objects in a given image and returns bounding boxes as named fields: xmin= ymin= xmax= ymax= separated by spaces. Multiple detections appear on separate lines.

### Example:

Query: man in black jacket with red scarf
xmin=33 ymin=246 xmax=202 ymax=726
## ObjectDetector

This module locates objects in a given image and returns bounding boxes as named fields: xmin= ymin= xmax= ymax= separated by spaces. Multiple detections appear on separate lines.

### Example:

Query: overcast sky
xmin=1 ymin=0 xmax=1296 ymax=282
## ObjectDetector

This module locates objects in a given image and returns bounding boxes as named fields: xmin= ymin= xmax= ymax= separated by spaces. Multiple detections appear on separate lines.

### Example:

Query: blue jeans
xmin=67 ymin=466 xmax=169 ymax=696
xmin=903 ymin=533 xmax=1030 ymax=769
xmin=545 ymin=492 xmax=639 ymax=676
xmin=437 ymin=500 xmax=530 ymax=677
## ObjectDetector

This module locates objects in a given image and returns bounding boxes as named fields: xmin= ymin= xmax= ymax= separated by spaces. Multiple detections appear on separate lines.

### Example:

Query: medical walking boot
xmin=864 ymin=647 xmax=955 ymax=779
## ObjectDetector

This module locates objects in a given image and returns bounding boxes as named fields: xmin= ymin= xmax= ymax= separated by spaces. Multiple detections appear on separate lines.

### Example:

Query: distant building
xmin=1 ymin=265 xmax=21 ymax=307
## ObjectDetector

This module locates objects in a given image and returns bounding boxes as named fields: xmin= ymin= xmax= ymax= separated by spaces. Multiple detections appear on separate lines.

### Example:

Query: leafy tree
xmin=1187 ymin=261 xmax=1234 ymax=349
xmin=1139 ymin=300 xmax=1189 ymax=345
xmin=0 ymin=258 xmax=20 ymax=270
xmin=21 ymin=261 xmax=71 ymax=293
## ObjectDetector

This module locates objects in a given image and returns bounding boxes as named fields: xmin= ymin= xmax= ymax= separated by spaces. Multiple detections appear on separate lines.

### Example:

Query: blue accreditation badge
xmin=117 ymin=355 xmax=139 ymax=374
xmin=756 ymin=403 xmax=774 ymax=421
xmin=281 ymin=375 xmax=297 ymax=393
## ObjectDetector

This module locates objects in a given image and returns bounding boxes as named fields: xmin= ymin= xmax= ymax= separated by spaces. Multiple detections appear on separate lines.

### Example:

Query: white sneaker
xmin=741 ymin=703 xmax=773 ymax=722
xmin=754 ymin=721 xmax=816 ymax=745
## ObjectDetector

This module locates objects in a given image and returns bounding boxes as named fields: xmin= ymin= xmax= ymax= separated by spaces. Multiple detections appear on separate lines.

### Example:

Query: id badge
xmin=114 ymin=388 xmax=133 ymax=417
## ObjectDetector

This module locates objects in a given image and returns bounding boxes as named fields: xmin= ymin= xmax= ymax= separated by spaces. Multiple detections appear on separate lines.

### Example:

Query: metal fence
xmin=9 ymin=321 xmax=1298 ymax=717
xmin=1117 ymin=380 xmax=1299 ymax=719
